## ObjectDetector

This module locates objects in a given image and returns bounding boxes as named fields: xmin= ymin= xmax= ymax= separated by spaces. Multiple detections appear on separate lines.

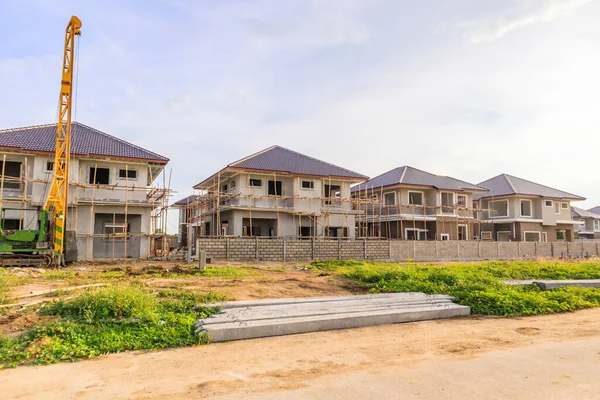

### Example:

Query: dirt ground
xmin=1 ymin=307 xmax=600 ymax=399
xmin=0 ymin=261 xmax=355 ymax=336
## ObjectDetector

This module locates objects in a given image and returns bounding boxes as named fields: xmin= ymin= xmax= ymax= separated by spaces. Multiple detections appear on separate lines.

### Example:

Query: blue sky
xmin=1 ymin=0 xmax=599 ymax=233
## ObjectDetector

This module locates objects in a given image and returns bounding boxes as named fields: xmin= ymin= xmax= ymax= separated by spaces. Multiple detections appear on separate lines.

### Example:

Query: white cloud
xmin=457 ymin=0 xmax=593 ymax=43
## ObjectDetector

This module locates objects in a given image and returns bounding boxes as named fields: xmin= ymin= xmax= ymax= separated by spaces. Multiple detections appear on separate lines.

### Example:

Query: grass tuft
xmin=313 ymin=260 xmax=600 ymax=316
xmin=0 ymin=284 xmax=222 ymax=368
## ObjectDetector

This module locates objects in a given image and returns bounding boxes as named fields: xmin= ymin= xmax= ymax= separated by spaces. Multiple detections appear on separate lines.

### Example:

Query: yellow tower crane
xmin=44 ymin=16 xmax=82 ymax=265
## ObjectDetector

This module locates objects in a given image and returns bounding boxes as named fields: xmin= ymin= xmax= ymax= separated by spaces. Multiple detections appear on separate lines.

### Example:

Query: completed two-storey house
xmin=0 ymin=122 xmax=169 ymax=260
xmin=351 ymin=166 xmax=489 ymax=240
xmin=571 ymin=206 xmax=600 ymax=240
xmin=186 ymin=145 xmax=367 ymax=238
xmin=474 ymin=174 xmax=584 ymax=242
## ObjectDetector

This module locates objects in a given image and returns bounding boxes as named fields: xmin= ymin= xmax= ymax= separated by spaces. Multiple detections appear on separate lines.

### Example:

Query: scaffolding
xmin=0 ymin=159 xmax=174 ymax=260
xmin=177 ymin=175 xmax=497 ymax=241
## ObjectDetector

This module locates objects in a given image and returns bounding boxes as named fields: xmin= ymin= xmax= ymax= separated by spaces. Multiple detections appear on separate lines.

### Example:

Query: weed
xmin=0 ymin=284 xmax=223 ymax=368
xmin=315 ymin=260 xmax=600 ymax=316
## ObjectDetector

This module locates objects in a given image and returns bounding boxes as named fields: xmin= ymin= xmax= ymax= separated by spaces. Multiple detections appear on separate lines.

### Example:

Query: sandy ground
xmin=2 ymin=308 xmax=600 ymax=400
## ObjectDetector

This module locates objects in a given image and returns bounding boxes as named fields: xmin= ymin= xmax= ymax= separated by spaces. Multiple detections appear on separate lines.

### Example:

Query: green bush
xmin=336 ymin=260 xmax=600 ymax=316
xmin=0 ymin=285 xmax=222 ymax=368
xmin=41 ymin=284 xmax=157 ymax=322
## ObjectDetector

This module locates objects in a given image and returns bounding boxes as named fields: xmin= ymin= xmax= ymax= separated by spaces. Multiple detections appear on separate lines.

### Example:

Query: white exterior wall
xmin=0 ymin=151 xmax=162 ymax=261
xmin=200 ymin=172 xmax=359 ymax=238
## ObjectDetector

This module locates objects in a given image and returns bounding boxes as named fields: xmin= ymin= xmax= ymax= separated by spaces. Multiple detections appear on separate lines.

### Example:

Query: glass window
xmin=545 ymin=200 xmax=553 ymax=207
xmin=520 ymin=200 xmax=532 ymax=217
xmin=249 ymin=178 xmax=262 ymax=187
xmin=301 ymin=180 xmax=314 ymax=189
xmin=489 ymin=200 xmax=508 ymax=217
xmin=457 ymin=195 xmax=466 ymax=206
xmin=595 ymin=220 xmax=600 ymax=231
xmin=384 ymin=192 xmax=396 ymax=205
xmin=408 ymin=191 xmax=423 ymax=205
xmin=118 ymin=169 xmax=137 ymax=179
xmin=554 ymin=202 xmax=560 ymax=214
xmin=441 ymin=193 xmax=454 ymax=206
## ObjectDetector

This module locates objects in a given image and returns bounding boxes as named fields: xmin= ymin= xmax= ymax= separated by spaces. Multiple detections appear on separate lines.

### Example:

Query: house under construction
xmin=0 ymin=122 xmax=172 ymax=261
xmin=174 ymin=145 xmax=368 ymax=243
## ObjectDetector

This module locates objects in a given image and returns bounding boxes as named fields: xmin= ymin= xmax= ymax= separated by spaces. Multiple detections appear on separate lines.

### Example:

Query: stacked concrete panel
xmin=197 ymin=293 xmax=470 ymax=342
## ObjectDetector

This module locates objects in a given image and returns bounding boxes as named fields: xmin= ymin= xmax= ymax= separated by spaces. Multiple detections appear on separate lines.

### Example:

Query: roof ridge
xmin=0 ymin=123 xmax=55 ymax=133
xmin=502 ymin=173 xmax=518 ymax=194
xmin=398 ymin=165 xmax=408 ymax=183
xmin=73 ymin=122 xmax=168 ymax=161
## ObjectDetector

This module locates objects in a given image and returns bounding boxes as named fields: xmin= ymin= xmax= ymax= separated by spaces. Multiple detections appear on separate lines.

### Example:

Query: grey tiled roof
xmin=588 ymin=206 xmax=600 ymax=215
xmin=352 ymin=166 xmax=488 ymax=193
xmin=172 ymin=194 xmax=198 ymax=207
xmin=571 ymin=206 xmax=600 ymax=219
xmin=0 ymin=122 xmax=168 ymax=162
xmin=474 ymin=174 xmax=584 ymax=200
xmin=229 ymin=145 xmax=368 ymax=179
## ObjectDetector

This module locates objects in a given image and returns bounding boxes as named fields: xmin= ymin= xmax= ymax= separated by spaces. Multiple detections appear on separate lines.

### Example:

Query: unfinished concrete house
xmin=474 ymin=174 xmax=584 ymax=242
xmin=351 ymin=166 xmax=489 ymax=240
xmin=571 ymin=206 xmax=600 ymax=240
xmin=0 ymin=122 xmax=169 ymax=260
xmin=179 ymin=145 xmax=368 ymax=238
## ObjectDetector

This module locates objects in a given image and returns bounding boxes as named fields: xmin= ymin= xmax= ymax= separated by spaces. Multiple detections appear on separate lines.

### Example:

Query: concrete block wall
xmin=341 ymin=241 xmax=364 ymax=259
xmin=458 ymin=242 xmax=479 ymax=259
xmin=196 ymin=238 xmax=600 ymax=262
xmin=228 ymin=238 xmax=256 ymax=260
xmin=366 ymin=241 xmax=389 ymax=259
xmin=313 ymin=240 xmax=339 ymax=259
xmin=286 ymin=240 xmax=312 ymax=260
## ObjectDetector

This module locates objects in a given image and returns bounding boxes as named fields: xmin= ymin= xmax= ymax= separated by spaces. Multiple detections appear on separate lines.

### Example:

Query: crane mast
xmin=44 ymin=16 xmax=82 ymax=264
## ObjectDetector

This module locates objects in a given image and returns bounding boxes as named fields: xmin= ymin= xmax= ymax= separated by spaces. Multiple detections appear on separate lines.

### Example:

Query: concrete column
xmin=534 ymin=241 xmax=537 ymax=258
xmin=255 ymin=237 xmax=259 ymax=260
xmin=551 ymin=242 xmax=555 ymax=257
xmin=199 ymin=250 xmax=206 ymax=271
xmin=283 ymin=239 xmax=287 ymax=261
xmin=413 ymin=240 xmax=416 ymax=260
xmin=186 ymin=223 xmax=193 ymax=264
xmin=478 ymin=241 xmax=481 ymax=259
xmin=338 ymin=239 xmax=341 ymax=260
xmin=226 ymin=238 xmax=230 ymax=259
xmin=435 ymin=241 xmax=438 ymax=259
xmin=311 ymin=238 xmax=315 ymax=259
xmin=196 ymin=238 xmax=200 ymax=261
xmin=456 ymin=241 xmax=460 ymax=259
xmin=517 ymin=242 xmax=521 ymax=259
xmin=363 ymin=239 xmax=367 ymax=259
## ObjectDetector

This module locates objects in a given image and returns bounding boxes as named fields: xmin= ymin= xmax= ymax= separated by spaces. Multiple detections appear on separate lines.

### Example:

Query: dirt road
xmin=2 ymin=308 xmax=600 ymax=400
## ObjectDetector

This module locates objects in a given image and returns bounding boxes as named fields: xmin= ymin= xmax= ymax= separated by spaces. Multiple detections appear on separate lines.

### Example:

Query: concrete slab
xmin=207 ymin=293 xmax=451 ymax=309
xmin=533 ymin=279 xmax=600 ymax=290
xmin=198 ymin=293 xmax=470 ymax=342
xmin=502 ymin=280 xmax=535 ymax=286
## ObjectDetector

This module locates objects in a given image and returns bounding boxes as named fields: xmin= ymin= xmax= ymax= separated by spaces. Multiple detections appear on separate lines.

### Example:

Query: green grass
xmin=312 ymin=260 xmax=600 ymax=316
xmin=0 ymin=285 xmax=224 ymax=368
